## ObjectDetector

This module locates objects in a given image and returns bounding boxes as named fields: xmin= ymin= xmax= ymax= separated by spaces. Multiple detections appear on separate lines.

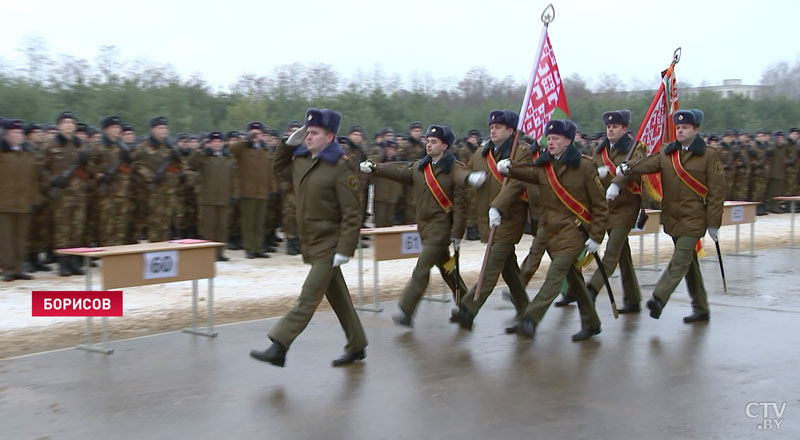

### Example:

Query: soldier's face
xmin=151 ymin=125 xmax=168 ymax=140
xmin=468 ymin=135 xmax=481 ymax=145
xmin=790 ymin=132 xmax=799 ymax=141
xmin=58 ymin=119 xmax=76 ymax=136
xmin=722 ymin=135 xmax=734 ymax=143
xmin=122 ymin=131 xmax=135 ymax=143
xmin=305 ymin=126 xmax=334 ymax=154
xmin=28 ymin=129 xmax=44 ymax=143
xmin=76 ymin=132 xmax=88 ymax=141
xmin=426 ymin=137 xmax=447 ymax=158
xmin=209 ymin=139 xmax=223 ymax=151
xmin=409 ymin=128 xmax=422 ymax=139
xmin=546 ymin=134 xmax=570 ymax=156
xmin=189 ymin=140 xmax=200 ymax=149
xmin=606 ymin=123 xmax=626 ymax=144
xmin=4 ymin=129 xmax=24 ymax=146
xmin=46 ymin=129 xmax=57 ymax=140
xmin=105 ymin=125 xmax=121 ymax=140
xmin=249 ymin=129 xmax=263 ymax=142
xmin=738 ymin=135 xmax=751 ymax=144
xmin=675 ymin=123 xmax=698 ymax=144
xmin=489 ymin=123 xmax=513 ymax=145
xmin=349 ymin=132 xmax=363 ymax=145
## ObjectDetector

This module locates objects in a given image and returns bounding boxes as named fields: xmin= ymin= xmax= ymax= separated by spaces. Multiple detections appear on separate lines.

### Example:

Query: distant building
xmin=681 ymin=79 xmax=765 ymax=99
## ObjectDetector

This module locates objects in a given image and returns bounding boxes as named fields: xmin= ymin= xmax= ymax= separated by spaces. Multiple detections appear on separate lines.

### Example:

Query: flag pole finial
xmin=673 ymin=47 xmax=682 ymax=64
xmin=541 ymin=4 xmax=555 ymax=26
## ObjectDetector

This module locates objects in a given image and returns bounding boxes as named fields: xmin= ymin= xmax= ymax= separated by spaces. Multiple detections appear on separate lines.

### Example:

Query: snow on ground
xmin=0 ymin=211 xmax=796 ymax=358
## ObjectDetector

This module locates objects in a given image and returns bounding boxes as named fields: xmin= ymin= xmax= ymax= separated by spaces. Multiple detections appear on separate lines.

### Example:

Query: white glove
xmin=488 ymin=207 xmax=502 ymax=228
xmin=606 ymin=183 xmax=621 ymax=201
xmin=597 ymin=165 xmax=609 ymax=179
xmin=451 ymin=238 xmax=461 ymax=252
xmin=707 ymin=227 xmax=719 ymax=242
xmin=286 ymin=125 xmax=307 ymax=147
xmin=497 ymin=158 xmax=511 ymax=175
xmin=584 ymin=238 xmax=600 ymax=254
xmin=467 ymin=171 xmax=487 ymax=187
xmin=616 ymin=162 xmax=630 ymax=176
xmin=359 ymin=161 xmax=374 ymax=173
xmin=332 ymin=253 xmax=350 ymax=267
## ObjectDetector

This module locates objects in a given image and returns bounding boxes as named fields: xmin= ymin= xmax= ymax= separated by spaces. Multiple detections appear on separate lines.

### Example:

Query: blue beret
xmin=149 ymin=116 xmax=168 ymax=127
xmin=305 ymin=108 xmax=341 ymax=134
xmin=487 ymin=109 xmax=519 ymax=129
xmin=426 ymin=124 xmax=455 ymax=146
xmin=56 ymin=111 xmax=76 ymax=123
xmin=602 ymin=110 xmax=631 ymax=126
xmin=208 ymin=131 xmax=223 ymax=141
xmin=673 ymin=109 xmax=703 ymax=127
xmin=247 ymin=121 xmax=265 ymax=132
xmin=101 ymin=115 xmax=122 ymax=128
xmin=3 ymin=119 xmax=24 ymax=130
xmin=544 ymin=119 xmax=578 ymax=141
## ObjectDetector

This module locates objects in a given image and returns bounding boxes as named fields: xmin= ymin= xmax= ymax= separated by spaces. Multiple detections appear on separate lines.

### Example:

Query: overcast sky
xmin=2 ymin=0 xmax=798 ymax=91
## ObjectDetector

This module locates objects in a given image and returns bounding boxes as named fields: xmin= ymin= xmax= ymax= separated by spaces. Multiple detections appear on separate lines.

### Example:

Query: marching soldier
xmin=189 ymin=131 xmax=238 ymax=261
xmin=453 ymin=110 xmax=532 ymax=330
xmin=44 ymin=112 xmax=92 ymax=276
xmin=1 ymin=119 xmax=41 ymax=281
xmin=583 ymin=110 xmax=643 ymax=313
xmin=132 ymin=116 xmax=183 ymax=242
xmin=91 ymin=116 xmax=134 ymax=246
xmin=360 ymin=124 xmax=470 ymax=326
xmin=229 ymin=122 xmax=274 ymax=259
xmin=609 ymin=109 xmax=724 ymax=323
xmin=250 ymin=108 xmax=367 ymax=368
xmin=496 ymin=119 xmax=607 ymax=340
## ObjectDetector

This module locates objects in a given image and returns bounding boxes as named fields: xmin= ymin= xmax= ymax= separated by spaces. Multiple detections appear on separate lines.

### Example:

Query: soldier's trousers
xmin=265 ymin=192 xmax=281 ymax=234
xmin=199 ymin=205 xmax=229 ymax=258
xmin=0 ymin=212 xmax=30 ymax=275
xmin=99 ymin=196 xmax=132 ymax=246
xmin=587 ymin=226 xmax=641 ymax=306
xmin=526 ymin=251 xmax=601 ymax=330
xmin=398 ymin=244 xmax=468 ymax=316
xmin=53 ymin=195 xmax=86 ymax=248
xmin=652 ymin=235 xmax=709 ymax=315
xmin=373 ymin=202 xmax=396 ymax=228
xmin=146 ymin=192 xmax=174 ymax=242
xmin=240 ymin=198 xmax=267 ymax=253
xmin=28 ymin=201 xmax=52 ymax=252
xmin=459 ymin=242 xmax=529 ymax=319
xmin=766 ymin=178 xmax=785 ymax=212
xmin=520 ymin=224 xmax=548 ymax=286
xmin=268 ymin=258 xmax=368 ymax=353
xmin=786 ymin=167 xmax=798 ymax=196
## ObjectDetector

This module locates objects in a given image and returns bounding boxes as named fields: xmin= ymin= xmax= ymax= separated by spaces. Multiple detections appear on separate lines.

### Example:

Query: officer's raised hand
xmin=286 ymin=126 xmax=307 ymax=147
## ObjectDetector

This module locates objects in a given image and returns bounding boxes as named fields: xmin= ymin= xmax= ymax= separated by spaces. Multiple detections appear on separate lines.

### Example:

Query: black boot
xmin=571 ymin=327 xmax=601 ymax=341
xmin=58 ymin=256 xmax=71 ymax=277
xmin=33 ymin=252 xmax=51 ymax=272
xmin=287 ymin=237 xmax=301 ymax=256
xmin=332 ymin=348 xmax=366 ymax=367
xmin=392 ymin=310 xmax=413 ymax=328
xmin=250 ymin=341 xmax=287 ymax=367
xmin=70 ymin=256 xmax=84 ymax=276
xmin=44 ymin=250 xmax=57 ymax=264
xmin=264 ymin=231 xmax=278 ymax=248
xmin=554 ymin=294 xmax=576 ymax=307
xmin=227 ymin=234 xmax=242 ymax=250
xmin=756 ymin=204 xmax=768 ymax=216
xmin=26 ymin=252 xmax=39 ymax=273
xmin=646 ymin=296 xmax=664 ymax=319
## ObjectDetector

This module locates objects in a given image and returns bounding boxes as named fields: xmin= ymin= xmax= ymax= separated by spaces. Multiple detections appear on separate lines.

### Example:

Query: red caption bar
xmin=32 ymin=291 xmax=123 ymax=317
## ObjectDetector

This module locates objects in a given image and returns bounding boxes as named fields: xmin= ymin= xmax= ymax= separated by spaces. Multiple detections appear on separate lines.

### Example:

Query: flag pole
xmin=474 ymin=4 xmax=554 ymax=304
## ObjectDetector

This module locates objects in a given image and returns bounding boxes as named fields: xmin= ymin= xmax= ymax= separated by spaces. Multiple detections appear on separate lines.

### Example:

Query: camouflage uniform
xmin=731 ymin=142 xmax=751 ymax=201
xmin=44 ymin=134 xmax=91 ymax=249
xmin=749 ymin=142 xmax=769 ymax=209
xmin=766 ymin=138 xmax=787 ymax=212
xmin=719 ymin=141 xmax=737 ymax=200
xmin=786 ymin=138 xmax=799 ymax=196
xmin=175 ymin=152 xmax=200 ymax=237
xmin=132 ymin=136 xmax=182 ymax=242
xmin=91 ymin=136 xmax=134 ymax=246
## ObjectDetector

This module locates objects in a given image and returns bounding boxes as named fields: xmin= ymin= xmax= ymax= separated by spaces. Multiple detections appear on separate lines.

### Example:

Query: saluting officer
xmin=609 ymin=109 xmax=724 ymax=323
xmin=496 ymin=119 xmax=607 ymax=341
xmin=360 ymin=124 xmax=470 ymax=326
xmin=250 ymin=108 xmax=367 ymax=368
